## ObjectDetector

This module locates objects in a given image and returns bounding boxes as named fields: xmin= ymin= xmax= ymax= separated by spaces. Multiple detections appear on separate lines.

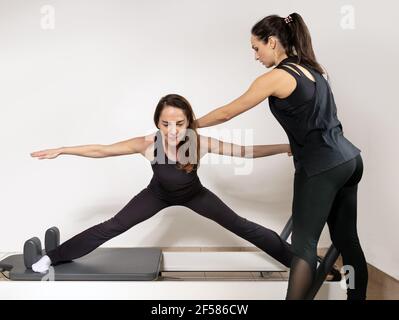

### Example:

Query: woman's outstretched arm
xmin=30 ymin=136 xmax=151 ymax=160
xmin=196 ymin=70 xmax=285 ymax=128
xmin=200 ymin=135 xmax=291 ymax=159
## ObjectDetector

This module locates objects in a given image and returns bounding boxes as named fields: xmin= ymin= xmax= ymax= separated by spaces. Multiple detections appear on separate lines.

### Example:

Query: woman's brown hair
xmin=153 ymin=94 xmax=200 ymax=173
xmin=251 ymin=13 xmax=325 ymax=74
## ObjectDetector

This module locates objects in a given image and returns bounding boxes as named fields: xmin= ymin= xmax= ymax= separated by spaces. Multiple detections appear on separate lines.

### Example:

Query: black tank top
xmin=269 ymin=56 xmax=361 ymax=176
xmin=147 ymin=131 xmax=203 ymax=203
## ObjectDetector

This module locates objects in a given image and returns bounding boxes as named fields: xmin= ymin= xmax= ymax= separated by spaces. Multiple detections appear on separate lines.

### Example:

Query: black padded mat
xmin=0 ymin=247 xmax=162 ymax=281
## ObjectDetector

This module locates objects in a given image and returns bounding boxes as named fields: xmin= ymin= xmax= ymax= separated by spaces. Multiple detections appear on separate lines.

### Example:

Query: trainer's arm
xmin=196 ymin=70 xmax=282 ymax=128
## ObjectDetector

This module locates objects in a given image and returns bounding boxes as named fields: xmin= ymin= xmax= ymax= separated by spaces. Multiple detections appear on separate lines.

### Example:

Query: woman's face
xmin=251 ymin=35 xmax=276 ymax=68
xmin=158 ymin=106 xmax=189 ymax=146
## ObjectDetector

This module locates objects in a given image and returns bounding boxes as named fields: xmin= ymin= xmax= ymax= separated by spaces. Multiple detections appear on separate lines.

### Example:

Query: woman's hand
xmin=284 ymin=144 xmax=293 ymax=157
xmin=30 ymin=148 xmax=62 ymax=160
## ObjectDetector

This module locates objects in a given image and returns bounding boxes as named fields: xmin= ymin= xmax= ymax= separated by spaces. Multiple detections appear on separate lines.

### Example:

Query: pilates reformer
xmin=0 ymin=218 xmax=341 ymax=299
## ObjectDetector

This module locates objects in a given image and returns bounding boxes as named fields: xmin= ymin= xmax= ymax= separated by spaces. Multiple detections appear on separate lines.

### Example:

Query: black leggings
xmin=287 ymin=154 xmax=368 ymax=300
xmin=47 ymin=187 xmax=293 ymax=268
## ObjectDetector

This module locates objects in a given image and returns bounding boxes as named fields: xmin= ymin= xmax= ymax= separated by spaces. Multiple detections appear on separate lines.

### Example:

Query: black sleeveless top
xmin=269 ymin=56 xmax=361 ymax=176
xmin=147 ymin=131 xmax=203 ymax=203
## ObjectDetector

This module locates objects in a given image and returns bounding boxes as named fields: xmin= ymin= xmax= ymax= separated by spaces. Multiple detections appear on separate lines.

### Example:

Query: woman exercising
xmin=195 ymin=13 xmax=367 ymax=300
xmin=30 ymin=94 xmax=294 ymax=274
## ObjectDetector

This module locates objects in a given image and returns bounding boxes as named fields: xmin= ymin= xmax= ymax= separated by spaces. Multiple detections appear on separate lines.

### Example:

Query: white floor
xmin=0 ymin=280 xmax=345 ymax=300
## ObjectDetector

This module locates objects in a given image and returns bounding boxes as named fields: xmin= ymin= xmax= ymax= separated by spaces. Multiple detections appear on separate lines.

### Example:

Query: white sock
xmin=32 ymin=255 xmax=51 ymax=273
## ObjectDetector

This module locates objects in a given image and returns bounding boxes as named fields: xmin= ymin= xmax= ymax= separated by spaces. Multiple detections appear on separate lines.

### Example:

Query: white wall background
xmin=0 ymin=0 xmax=398 ymax=279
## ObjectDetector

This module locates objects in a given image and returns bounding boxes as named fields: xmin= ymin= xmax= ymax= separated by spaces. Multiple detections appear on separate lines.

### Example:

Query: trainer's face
xmin=158 ymin=106 xmax=189 ymax=146
xmin=251 ymin=35 xmax=275 ymax=68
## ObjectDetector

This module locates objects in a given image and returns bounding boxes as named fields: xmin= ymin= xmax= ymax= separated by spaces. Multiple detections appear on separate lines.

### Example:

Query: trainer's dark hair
xmin=153 ymin=94 xmax=200 ymax=173
xmin=251 ymin=13 xmax=325 ymax=74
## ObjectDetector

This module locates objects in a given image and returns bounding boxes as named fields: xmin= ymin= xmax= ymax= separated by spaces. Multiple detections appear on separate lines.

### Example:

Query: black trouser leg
xmin=47 ymin=188 xmax=168 ymax=264
xmin=287 ymin=155 xmax=367 ymax=300
xmin=184 ymin=187 xmax=293 ymax=267
xmin=327 ymin=157 xmax=368 ymax=299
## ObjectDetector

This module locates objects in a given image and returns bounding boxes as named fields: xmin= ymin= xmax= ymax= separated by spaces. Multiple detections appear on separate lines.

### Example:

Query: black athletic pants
xmin=287 ymin=154 xmax=368 ymax=300
xmin=47 ymin=186 xmax=293 ymax=268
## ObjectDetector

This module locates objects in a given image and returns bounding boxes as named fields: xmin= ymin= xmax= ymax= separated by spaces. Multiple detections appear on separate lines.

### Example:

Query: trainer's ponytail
xmin=287 ymin=13 xmax=324 ymax=74
xmin=251 ymin=13 xmax=325 ymax=75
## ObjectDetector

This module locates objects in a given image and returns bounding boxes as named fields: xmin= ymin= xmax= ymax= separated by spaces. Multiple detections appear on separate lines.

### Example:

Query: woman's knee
xmin=94 ymin=216 xmax=130 ymax=238
xmin=226 ymin=216 xmax=259 ymax=235
xmin=331 ymin=232 xmax=360 ymax=251
xmin=291 ymin=235 xmax=318 ymax=269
